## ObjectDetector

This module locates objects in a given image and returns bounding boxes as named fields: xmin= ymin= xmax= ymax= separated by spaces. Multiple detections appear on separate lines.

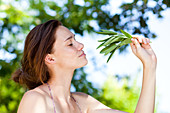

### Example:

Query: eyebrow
xmin=64 ymin=34 xmax=75 ymax=42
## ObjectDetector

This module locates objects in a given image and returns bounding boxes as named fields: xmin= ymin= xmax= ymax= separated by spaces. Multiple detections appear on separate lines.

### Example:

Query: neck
xmin=47 ymin=66 xmax=75 ymax=101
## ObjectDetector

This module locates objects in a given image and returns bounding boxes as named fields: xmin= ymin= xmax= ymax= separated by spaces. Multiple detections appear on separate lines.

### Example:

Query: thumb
xmin=130 ymin=42 xmax=136 ymax=54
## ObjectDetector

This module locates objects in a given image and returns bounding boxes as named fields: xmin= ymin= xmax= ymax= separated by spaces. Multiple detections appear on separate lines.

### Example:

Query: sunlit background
xmin=76 ymin=1 xmax=170 ymax=113
xmin=0 ymin=0 xmax=170 ymax=113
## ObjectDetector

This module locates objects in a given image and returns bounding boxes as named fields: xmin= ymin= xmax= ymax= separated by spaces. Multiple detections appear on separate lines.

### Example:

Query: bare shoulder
xmin=22 ymin=89 xmax=46 ymax=100
xmin=72 ymin=92 xmax=109 ymax=108
xmin=71 ymin=92 xmax=89 ymax=98
xmin=71 ymin=92 xmax=109 ymax=111
xmin=72 ymin=92 xmax=127 ymax=113
xmin=72 ymin=92 xmax=100 ymax=103
xmin=17 ymin=89 xmax=47 ymax=113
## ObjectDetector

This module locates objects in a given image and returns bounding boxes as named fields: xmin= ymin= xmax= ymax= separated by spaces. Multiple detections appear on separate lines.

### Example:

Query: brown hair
xmin=12 ymin=20 xmax=62 ymax=89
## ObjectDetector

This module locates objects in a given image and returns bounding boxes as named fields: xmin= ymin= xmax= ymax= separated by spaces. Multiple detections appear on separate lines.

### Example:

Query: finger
xmin=146 ymin=38 xmax=150 ymax=44
xmin=131 ymin=38 xmax=141 ymax=49
xmin=130 ymin=42 xmax=136 ymax=53
xmin=141 ymin=42 xmax=151 ymax=49
xmin=132 ymin=36 xmax=142 ymax=43
xmin=142 ymin=37 xmax=148 ymax=44
xmin=130 ymin=42 xmax=136 ymax=49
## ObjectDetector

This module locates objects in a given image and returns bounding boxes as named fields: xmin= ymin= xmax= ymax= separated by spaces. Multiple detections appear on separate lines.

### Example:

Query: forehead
xmin=55 ymin=26 xmax=73 ymax=41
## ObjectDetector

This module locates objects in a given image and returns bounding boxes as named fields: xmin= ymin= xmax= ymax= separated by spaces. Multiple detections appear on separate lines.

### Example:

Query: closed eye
xmin=68 ymin=43 xmax=73 ymax=46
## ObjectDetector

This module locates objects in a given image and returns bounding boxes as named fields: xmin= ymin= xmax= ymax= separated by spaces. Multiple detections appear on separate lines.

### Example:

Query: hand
xmin=130 ymin=36 xmax=157 ymax=69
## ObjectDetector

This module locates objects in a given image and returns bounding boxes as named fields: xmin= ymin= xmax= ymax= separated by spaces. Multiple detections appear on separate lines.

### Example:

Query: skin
xmin=17 ymin=26 xmax=157 ymax=113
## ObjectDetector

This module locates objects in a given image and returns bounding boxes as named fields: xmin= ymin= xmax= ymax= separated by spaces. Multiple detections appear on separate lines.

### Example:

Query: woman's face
xmin=50 ymin=26 xmax=88 ymax=69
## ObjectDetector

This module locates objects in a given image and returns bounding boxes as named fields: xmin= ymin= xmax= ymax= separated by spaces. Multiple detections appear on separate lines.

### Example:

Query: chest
xmin=45 ymin=97 xmax=88 ymax=113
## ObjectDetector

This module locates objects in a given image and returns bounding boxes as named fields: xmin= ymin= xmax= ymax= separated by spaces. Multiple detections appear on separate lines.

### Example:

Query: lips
xmin=79 ymin=51 xmax=86 ymax=57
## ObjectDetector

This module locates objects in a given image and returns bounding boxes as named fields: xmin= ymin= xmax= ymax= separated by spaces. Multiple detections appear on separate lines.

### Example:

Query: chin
xmin=76 ymin=59 xmax=88 ymax=68
xmin=83 ymin=59 xmax=88 ymax=66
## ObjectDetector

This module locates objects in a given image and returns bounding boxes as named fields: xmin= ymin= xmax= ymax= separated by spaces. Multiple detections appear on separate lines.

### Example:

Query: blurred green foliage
xmin=98 ymin=75 xmax=140 ymax=113
xmin=98 ymin=75 xmax=158 ymax=113
xmin=0 ymin=75 xmax=25 ymax=113
xmin=0 ymin=0 xmax=169 ymax=112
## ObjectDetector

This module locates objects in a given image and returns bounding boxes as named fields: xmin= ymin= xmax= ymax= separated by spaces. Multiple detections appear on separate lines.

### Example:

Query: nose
xmin=77 ymin=41 xmax=84 ymax=50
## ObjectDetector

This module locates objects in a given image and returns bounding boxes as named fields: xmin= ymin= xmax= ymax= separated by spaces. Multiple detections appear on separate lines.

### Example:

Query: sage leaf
xmin=96 ymin=29 xmax=117 ymax=35
xmin=100 ymin=43 xmax=117 ymax=54
xmin=104 ymin=44 xmax=117 ymax=56
xmin=107 ymin=48 xmax=117 ymax=63
xmin=97 ymin=42 xmax=105 ymax=49
xmin=120 ymin=29 xmax=132 ymax=38
xmin=96 ymin=29 xmax=134 ymax=63
xmin=108 ymin=36 xmax=124 ymax=44
xmin=118 ymin=38 xmax=132 ymax=46
xmin=103 ymin=36 xmax=116 ymax=46
xmin=98 ymin=37 xmax=111 ymax=42
xmin=101 ymin=29 xmax=117 ymax=34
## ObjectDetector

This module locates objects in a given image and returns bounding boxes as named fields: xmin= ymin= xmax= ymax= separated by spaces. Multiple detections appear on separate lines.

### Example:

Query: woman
xmin=12 ymin=20 xmax=157 ymax=113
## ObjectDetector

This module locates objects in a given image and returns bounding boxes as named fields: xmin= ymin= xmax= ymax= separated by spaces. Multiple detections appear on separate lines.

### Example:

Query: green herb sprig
xmin=96 ymin=29 xmax=134 ymax=63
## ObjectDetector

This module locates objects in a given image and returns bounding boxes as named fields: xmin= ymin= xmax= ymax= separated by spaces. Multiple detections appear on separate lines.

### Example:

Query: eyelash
xmin=68 ymin=43 xmax=73 ymax=46
xmin=68 ymin=37 xmax=76 ymax=46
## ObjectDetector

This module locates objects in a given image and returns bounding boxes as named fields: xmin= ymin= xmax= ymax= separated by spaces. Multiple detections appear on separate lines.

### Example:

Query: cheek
xmin=65 ymin=47 xmax=77 ymax=58
xmin=54 ymin=46 xmax=80 ymax=67
xmin=57 ymin=47 xmax=77 ymax=64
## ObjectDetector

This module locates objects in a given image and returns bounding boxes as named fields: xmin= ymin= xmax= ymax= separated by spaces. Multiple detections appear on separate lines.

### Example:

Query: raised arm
xmin=86 ymin=36 xmax=157 ymax=113
xmin=130 ymin=37 xmax=157 ymax=113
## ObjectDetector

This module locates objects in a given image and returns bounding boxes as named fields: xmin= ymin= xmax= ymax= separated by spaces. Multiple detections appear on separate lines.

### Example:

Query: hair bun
xmin=12 ymin=68 xmax=24 ymax=84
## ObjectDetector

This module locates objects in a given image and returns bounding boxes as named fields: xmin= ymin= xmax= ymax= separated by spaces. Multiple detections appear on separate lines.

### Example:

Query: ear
xmin=45 ymin=54 xmax=56 ymax=64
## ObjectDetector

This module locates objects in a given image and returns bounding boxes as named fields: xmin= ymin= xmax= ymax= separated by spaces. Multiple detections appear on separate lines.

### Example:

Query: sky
xmin=75 ymin=1 xmax=170 ymax=113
